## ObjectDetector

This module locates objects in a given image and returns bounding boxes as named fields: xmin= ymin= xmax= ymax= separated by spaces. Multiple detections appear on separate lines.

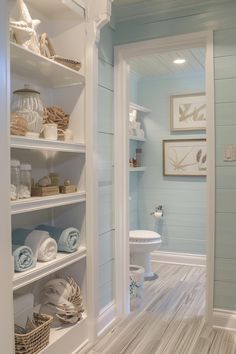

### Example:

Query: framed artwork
xmin=170 ymin=93 xmax=206 ymax=131
xmin=163 ymin=139 xmax=207 ymax=176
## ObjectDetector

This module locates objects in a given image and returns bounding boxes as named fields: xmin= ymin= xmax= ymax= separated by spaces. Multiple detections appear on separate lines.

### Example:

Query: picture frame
xmin=170 ymin=92 xmax=206 ymax=131
xmin=163 ymin=139 xmax=207 ymax=176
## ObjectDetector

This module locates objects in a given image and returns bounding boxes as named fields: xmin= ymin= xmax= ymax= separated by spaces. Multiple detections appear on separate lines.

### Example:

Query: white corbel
xmin=87 ymin=0 xmax=113 ymax=43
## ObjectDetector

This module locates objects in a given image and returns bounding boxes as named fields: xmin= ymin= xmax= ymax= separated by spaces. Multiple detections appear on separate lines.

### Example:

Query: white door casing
xmin=114 ymin=31 xmax=215 ymax=322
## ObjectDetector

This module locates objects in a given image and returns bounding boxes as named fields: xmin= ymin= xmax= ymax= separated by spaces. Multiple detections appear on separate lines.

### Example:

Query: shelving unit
xmin=129 ymin=167 xmax=146 ymax=172
xmin=11 ymin=42 xmax=85 ymax=88
xmin=8 ymin=0 xmax=91 ymax=353
xmin=11 ymin=136 xmax=86 ymax=153
xmin=11 ymin=191 xmax=86 ymax=214
xmin=13 ymin=247 xmax=86 ymax=290
xmin=130 ymin=101 xmax=151 ymax=113
xmin=129 ymin=135 xmax=146 ymax=142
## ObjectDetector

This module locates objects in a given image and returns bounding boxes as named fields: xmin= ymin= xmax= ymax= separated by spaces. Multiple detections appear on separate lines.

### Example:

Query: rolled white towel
xmin=25 ymin=230 xmax=57 ymax=262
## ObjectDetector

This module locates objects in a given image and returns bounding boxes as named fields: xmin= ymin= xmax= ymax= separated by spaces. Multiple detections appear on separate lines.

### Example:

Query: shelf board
xmin=11 ymin=191 xmax=86 ymax=215
xmin=129 ymin=135 xmax=146 ymax=142
xmin=130 ymin=102 xmax=151 ymax=113
xmin=41 ymin=314 xmax=87 ymax=354
xmin=129 ymin=167 xmax=146 ymax=172
xmin=11 ymin=136 xmax=86 ymax=153
xmin=27 ymin=0 xmax=85 ymax=20
xmin=13 ymin=247 xmax=86 ymax=290
xmin=10 ymin=42 xmax=85 ymax=88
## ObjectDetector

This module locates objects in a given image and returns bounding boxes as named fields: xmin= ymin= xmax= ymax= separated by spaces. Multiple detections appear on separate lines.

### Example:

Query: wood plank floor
xmin=81 ymin=263 xmax=236 ymax=354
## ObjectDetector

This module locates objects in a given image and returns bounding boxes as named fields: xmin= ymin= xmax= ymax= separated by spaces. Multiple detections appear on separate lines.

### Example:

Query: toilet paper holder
xmin=150 ymin=205 xmax=164 ymax=217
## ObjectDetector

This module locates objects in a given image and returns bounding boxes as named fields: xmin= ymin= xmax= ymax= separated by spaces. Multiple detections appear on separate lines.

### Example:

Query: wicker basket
xmin=15 ymin=313 xmax=53 ymax=354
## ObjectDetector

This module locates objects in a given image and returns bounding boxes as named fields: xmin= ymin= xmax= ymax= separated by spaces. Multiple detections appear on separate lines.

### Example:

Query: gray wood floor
xmin=82 ymin=263 xmax=236 ymax=354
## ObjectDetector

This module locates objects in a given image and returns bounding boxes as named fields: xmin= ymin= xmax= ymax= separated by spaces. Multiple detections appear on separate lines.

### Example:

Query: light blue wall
xmin=136 ymin=73 xmax=206 ymax=254
xmin=114 ymin=2 xmax=236 ymax=311
xmin=98 ymin=24 xmax=115 ymax=311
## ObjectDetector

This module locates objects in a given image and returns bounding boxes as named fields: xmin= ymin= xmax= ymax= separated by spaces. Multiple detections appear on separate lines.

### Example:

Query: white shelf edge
xmin=11 ymin=42 xmax=85 ymax=88
xmin=11 ymin=192 xmax=86 ymax=215
xmin=13 ymin=247 xmax=87 ymax=291
xmin=62 ymin=0 xmax=85 ymax=18
xmin=130 ymin=102 xmax=151 ymax=113
xmin=129 ymin=167 xmax=146 ymax=172
xmin=11 ymin=136 xmax=86 ymax=153
xmin=129 ymin=135 xmax=146 ymax=142
xmin=41 ymin=313 xmax=88 ymax=354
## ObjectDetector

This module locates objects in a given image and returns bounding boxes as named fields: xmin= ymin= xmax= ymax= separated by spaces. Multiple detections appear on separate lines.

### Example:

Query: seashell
xmin=38 ymin=176 xmax=51 ymax=187
xmin=64 ymin=179 xmax=71 ymax=186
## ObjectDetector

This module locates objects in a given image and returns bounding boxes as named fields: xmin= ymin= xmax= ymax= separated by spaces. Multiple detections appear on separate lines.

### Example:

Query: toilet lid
xmin=129 ymin=230 xmax=161 ymax=242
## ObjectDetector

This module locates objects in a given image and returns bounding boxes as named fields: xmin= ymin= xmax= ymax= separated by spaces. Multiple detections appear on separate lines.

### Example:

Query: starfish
xmin=10 ymin=0 xmax=41 ymax=54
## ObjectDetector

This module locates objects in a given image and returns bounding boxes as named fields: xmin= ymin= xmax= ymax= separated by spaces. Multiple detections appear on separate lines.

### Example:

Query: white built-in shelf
xmin=41 ymin=313 xmax=87 ymax=354
xmin=10 ymin=43 xmax=85 ymax=88
xmin=129 ymin=135 xmax=146 ymax=142
xmin=11 ymin=136 xmax=86 ymax=153
xmin=13 ymin=247 xmax=87 ymax=290
xmin=130 ymin=102 xmax=151 ymax=113
xmin=129 ymin=167 xmax=146 ymax=172
xmin=11 ymin=191 xmax=86 ymax=215
xmin=27 ymin=0 xmax=85 ymax=20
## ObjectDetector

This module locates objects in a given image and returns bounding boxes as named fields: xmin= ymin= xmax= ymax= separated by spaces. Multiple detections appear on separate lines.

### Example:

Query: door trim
xmin=114 ymin=31 xmax=215 ymax=321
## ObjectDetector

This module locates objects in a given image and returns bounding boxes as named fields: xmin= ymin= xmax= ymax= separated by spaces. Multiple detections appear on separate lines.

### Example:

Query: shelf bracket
xmin=87 ymin=0 xmax=113 ymax=43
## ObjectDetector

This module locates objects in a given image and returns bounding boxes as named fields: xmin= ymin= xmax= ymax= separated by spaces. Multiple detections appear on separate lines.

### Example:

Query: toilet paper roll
xmin=153 ymin=211 xmax=163 ymax=219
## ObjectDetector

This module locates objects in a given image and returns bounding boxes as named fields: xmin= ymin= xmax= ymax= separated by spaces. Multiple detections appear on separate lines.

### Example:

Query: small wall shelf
xmin=11 ymin=43 xmax=85 ymax=88
xmin=129 ymin=167 xmax=146 ymax=172
xmin=11 ymin=136 xmax=86 ymax=153
xmin=13 ymin=247 xmax=87 ymax=291
xmin=130 ymin=102 xmax=151 ymax=113
xmin=129 ymin=135 xmax=146 ymax=142
xmin=11 ymin=192 xmax=86 ymax=215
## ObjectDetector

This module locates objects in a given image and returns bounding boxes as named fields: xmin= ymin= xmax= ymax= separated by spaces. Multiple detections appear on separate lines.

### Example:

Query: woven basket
xmin=15 ymin=313 xmax=53 ymax=354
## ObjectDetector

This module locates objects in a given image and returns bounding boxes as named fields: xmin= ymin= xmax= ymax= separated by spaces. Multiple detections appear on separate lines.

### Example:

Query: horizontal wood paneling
xmin=214 ymin=28 xmax=236 ymax=57
xmin=215 ymin=78 xmax=236 ymax=103
xmin=215 ymin=213 xmax=236 ymax=259
xmin=215 ymin=103 xmax=236 ymax=126
xmin=98 ymin=86 xmax=114 ymax=134
xmin=216 ymin=189 xmax=236 ymax=213
xmin=99 ymin=230 xmax=114 ymax=266
xmin=99 ymin=59 xmax=114 ymax=91
xmin=214 ymin=281 xmax=236 ymax=310
xmin=99 ymin=25 xmax=114 ymax=65
xmin=216 ymin=167 xmax=236 ymax=189
xmin=214 ymin=55 xmax=236 ymax=80
xmin=215 ymin=258 xmax=236 ymax=283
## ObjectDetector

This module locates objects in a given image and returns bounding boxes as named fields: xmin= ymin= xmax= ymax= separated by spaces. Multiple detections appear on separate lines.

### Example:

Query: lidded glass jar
xmin=11 ymin=84 xmax=44 ymax=138
xmin=11 ymin=159 xmax=20 ymax=200
xmin=19 ymin=164 xmax=32 ymax=199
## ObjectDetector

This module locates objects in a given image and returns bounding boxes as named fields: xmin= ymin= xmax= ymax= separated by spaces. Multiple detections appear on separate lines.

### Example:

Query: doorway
xmin=114 ymin=31 xmax=215 ymax=322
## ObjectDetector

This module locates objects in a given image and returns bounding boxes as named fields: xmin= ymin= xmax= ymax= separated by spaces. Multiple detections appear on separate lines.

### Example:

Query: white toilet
xmin=129 ymin=230 xmax=162 ymax=280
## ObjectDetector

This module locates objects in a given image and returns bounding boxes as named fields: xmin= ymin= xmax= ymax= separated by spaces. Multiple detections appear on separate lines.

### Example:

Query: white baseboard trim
xmin=98 ymin=301 xmax=116 ymax=336
xmin=151 ymin=251 xmax=206 ymax=267
xmin=213 ymin=309 xmax=236 ymax=331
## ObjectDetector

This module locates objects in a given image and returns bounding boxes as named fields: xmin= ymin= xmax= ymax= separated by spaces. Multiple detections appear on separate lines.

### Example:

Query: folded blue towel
xmin=36 ymin=225 xmax=80 ymax=253
xmin=12 ymin=244 xmax=35 ymax=272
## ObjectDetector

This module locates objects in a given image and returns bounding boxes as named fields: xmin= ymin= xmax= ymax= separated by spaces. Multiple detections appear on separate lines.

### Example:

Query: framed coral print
xmin=163 ymin=139 xmax=207 ymax=176
xmin=170 ymin=93 xmax=206 ymax=131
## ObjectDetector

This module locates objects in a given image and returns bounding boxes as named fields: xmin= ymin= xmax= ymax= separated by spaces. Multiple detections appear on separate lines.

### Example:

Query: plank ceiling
xmin=113 ymin=0 xmax=234 ymax=23
xmin=129 ymin=47 xmax=205 ymax=77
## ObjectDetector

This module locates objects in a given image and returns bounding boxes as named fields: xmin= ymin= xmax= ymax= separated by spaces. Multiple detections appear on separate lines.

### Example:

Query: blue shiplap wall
xmin=136 ymin=73 xmax=206 ymax=254
xmin=98 ymin=24 xmax=115 ymax=311
xmin=113 ymin=3 xmax=236 ymax=310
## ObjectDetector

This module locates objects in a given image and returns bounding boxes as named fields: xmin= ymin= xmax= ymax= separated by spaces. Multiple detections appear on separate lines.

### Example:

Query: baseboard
xmin=213 ymin=309 xmax=236 ymax=331
xmin=98 ymin=301 xmax=116 ymax=336
xmin=151 ymin=251 xmax=206 ymax=267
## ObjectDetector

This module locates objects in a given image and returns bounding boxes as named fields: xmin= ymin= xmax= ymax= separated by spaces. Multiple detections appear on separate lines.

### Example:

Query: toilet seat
xmin=129 ymin=230 xmax=161 ymax=243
